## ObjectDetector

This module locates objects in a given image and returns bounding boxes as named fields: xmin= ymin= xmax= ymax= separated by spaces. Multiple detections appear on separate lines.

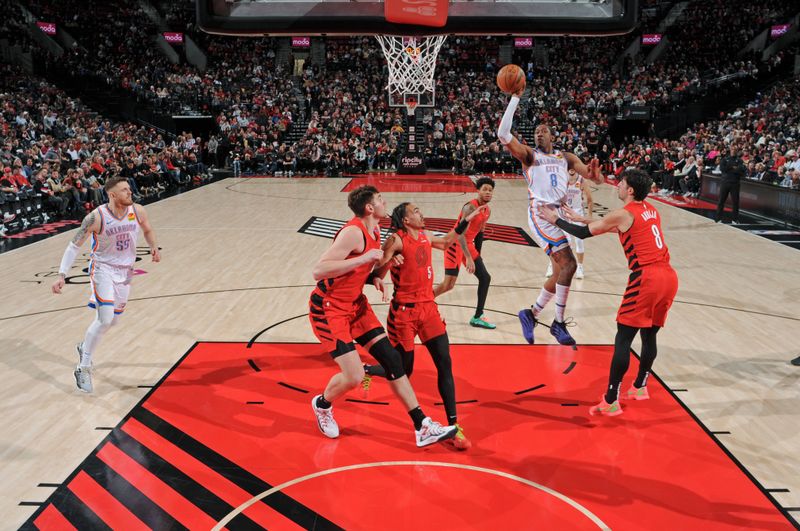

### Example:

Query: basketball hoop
xmin=375 ymin=35 xmax=447 ymax=114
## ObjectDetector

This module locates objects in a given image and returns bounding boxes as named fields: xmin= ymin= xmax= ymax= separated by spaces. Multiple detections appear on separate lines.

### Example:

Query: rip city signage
xmin=399 ymin=122 xmax=426 ymax=174
xmin=25 ymin=247 xmax=152 ymax=285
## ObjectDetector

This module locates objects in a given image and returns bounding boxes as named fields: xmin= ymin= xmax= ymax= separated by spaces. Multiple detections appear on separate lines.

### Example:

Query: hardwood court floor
xmin=1 ymin=176 xmax=798 ymax=528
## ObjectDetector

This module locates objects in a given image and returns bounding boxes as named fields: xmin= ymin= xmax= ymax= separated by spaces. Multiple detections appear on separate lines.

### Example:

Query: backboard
xmin=197 ymin=0 xmax=638 ymax=37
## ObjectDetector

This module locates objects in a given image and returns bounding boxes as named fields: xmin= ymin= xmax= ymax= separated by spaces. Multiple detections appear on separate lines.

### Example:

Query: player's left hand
xmin=151 ymin=247 xmax=161 ymax=262
xmin=465 ymin=204 xmax=488 ymax=222
xmin=391 ymin=254 xmax=404 ymax=267
xmin=538 ymin=204 xmax=559 ymax=224
xmin=373 ymin=276 xmax=389 ymax=302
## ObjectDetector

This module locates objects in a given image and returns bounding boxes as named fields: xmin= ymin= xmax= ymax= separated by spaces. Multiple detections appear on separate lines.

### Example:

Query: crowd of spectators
xmin=608 ymin=75 xmax=800 ymax=196
xmin=0 ymin=64 xmax=212 ymax=237
xmin=4 ymin=0 xmax=797 ymax=196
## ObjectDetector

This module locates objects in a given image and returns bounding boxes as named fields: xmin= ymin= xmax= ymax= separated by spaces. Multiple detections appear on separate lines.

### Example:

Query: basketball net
xmin=375 ymin=35 xmax=447 ymax=115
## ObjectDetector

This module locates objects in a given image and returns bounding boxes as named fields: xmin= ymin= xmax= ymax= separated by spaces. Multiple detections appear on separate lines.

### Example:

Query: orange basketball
xmin=496 ymin=64 xmax=526 ymax=94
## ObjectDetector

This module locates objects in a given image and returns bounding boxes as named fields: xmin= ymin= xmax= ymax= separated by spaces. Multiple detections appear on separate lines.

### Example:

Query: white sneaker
xmin=545 ymin=263 xmax=553 ymax=278
xmin=76 ymin=342 xmax=92 ymax=369
xmin=575 ymin=264 xmax=584 ymax=279
xmin=415 ymin=417 xmax=457 ymax=447
xmin=311 ymin=395 xmax=339 ymax=438
xmin=74 ymin=366 xmax=93 ymax=393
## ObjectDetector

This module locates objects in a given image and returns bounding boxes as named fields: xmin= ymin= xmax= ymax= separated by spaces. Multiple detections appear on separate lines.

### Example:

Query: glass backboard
xmin=197 ymin=0 xmax=638 ymax=36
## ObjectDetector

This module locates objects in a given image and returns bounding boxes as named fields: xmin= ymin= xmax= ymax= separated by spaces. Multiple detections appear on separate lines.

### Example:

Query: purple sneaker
xmin=518 ymin=309 xmax=537 ymax=344
xmin=550 ymin=319 xmax=576 ymax=346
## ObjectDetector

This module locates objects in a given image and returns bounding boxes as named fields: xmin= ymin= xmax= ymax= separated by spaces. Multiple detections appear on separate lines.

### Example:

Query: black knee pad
xmin=368 ymin=337 xmax=406 ymax=381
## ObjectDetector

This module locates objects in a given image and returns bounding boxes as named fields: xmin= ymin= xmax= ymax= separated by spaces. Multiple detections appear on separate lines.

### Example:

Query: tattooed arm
xmin=458 ymin=202 xmax=476 ymax=274
xmin=52 ymin=210 xmax=101 ymax=294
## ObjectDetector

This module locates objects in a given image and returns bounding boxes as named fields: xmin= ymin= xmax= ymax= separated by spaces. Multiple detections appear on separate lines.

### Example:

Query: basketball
xmin=497 ymin=64 xmax=526 ymax=94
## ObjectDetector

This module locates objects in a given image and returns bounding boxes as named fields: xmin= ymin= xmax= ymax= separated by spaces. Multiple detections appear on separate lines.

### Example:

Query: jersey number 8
xmin=651 ymin=225 xmax=664 ymax=249
xmin=550 ymin=173 xmax=558 ymax=187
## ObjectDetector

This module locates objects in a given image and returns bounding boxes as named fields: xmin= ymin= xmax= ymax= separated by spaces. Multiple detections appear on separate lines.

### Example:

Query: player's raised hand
xmin=466 ymin=204 xmax=488 ymax=222
xmin=362 ymin=248 xmax=383 ymax=264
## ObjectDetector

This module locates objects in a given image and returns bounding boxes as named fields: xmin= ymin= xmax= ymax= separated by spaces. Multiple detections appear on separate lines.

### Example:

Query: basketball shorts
xmin=309 ymin=293 xmax=384 ymax=358
xmin=386 ymin=300 xmax=447 ymax=352
xmin=527 ymin=203 xmax=570 ymax=255
xmin=443 ymin=242 xmax=480 ymax=276
xmin=88 ymin=261 xmax=133 ymax=315
xmin=617 ymin=263 xmax=679 ymax=329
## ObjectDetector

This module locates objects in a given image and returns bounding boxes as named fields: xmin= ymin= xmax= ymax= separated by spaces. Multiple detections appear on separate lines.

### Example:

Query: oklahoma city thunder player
xmin=52 ymin=176 xmax=161 ymax=393
xmin=545 ymin=169 xmax=594 ymax=280
xmin=497 ymin=86 xmax=603 ymax=345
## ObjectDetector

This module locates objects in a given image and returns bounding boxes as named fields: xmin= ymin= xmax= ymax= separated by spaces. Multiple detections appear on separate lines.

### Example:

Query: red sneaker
xmin=589 ymin=396 xmax=623 ymax=417
xmin=448 ymin=424 xmax=472 ymax=451
xmin=624 ymin=385 xmax=650 ymax=401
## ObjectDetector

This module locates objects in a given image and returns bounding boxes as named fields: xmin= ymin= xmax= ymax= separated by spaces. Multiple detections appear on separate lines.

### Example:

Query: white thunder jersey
xmin=565 ymin=174 xmax=585 ymax=215
xmin=524 ymin=148 xmax=570 ymax=205
xmin=91 ymin=204 xmax=140 ymax=267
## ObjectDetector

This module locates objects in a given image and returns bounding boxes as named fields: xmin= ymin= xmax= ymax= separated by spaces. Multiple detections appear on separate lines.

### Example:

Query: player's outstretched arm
xmin=134 ymin=204 xmax=160 ymax=262
xmin=565 ymin=153 xmax=604 ymax=184
xmin=52 ymin=209 xmax=100 ymax=294
xmin=538 ymin=205 xmax=632 ymax=239
xmin=312 ymin=225 xmax=382 ymax=281
xmin=497 ymin=92 xmax=534 ymax=166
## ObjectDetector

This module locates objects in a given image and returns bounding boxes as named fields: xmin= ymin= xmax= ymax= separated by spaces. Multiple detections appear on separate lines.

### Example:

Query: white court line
xmin=212 ymin=461 xmax=611 ymax=530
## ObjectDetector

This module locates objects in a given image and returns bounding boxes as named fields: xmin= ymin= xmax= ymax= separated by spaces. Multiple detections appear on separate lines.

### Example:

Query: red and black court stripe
xmin=378 ymin=217 xmax=537 ymax=247
xmin=22 ymin=403 xmax=343 ymax=530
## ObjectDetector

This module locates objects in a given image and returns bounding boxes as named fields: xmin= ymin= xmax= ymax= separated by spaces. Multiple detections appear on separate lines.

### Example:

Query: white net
xmin=375 ymin=35 xmax=447 ymax=112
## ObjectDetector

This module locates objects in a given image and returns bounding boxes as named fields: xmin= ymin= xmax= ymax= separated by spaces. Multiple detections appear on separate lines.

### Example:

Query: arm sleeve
xmin=555 ymin=218 xmax=594 ymax=239
xmin=497 ymin=96 xmax=519 ymax=145
xmin=454 ymin=218 xmax=470 ymax=234
xmin=59 ymin=242 xmax=81 ymax=276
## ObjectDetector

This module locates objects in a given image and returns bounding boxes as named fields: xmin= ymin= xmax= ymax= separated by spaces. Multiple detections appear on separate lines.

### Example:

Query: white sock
xmin=82 ymin=306 xmax=115 ymax=367
xmin=532 ymin=288 xmax=555 ymax=318
xmin=554 ymin=284 xmax=570 ymax=322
